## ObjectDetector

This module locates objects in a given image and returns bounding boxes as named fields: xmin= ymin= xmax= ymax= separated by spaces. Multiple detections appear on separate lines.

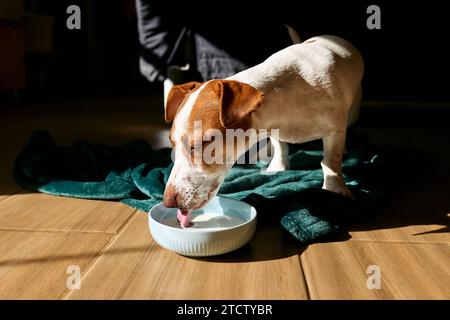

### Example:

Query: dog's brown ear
xmin=216 ymin=80 xmax=264 ymax=128
xmin=165 ymin=81 xmax=202 ymax=123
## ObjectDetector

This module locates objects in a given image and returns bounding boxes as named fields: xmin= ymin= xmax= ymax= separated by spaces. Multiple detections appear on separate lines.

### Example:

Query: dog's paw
xmin=322 ymin=175 xmax=354 ymax=199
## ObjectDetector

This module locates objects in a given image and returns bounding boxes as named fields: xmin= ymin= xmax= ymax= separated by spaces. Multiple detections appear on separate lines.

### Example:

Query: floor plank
xmin=65 ymin=213 xmax=308 ymax=300
xmin=0 ymin=184 xmax=22 ymax=202
xmin=301 ymin=241 xmax=450 ymax=299
xmin=348 ymin=192 xmax=450 ymax=244
xmin=0 ymin=230 xmax=112 ymax=299
xmin=0 ymin=191 xmax=136 ymax=233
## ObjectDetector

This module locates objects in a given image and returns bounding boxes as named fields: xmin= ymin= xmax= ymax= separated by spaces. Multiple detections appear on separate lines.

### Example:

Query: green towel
xmin=14 ymin=130 xmax=427 ymax=243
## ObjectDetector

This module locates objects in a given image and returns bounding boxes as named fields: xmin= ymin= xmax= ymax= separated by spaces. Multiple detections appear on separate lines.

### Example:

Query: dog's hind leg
xmin=266 ymin=137 xmax=290 ymax=172
xmin=321 ymin=130 xmax=354 ymax=199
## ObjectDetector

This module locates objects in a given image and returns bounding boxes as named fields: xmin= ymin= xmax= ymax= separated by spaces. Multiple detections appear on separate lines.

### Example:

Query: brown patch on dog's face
xmin=180 ymin=80 xmax=264 ymax=170
xmin=186 ymin=81 xmax=226 ymax=171
xmin=168 ymin=82 xmax=204 ymax=149
xmin=165 ymin=82 xmax=202 ymax=123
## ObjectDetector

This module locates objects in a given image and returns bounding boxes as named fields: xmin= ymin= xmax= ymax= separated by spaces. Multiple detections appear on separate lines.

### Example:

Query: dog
xmin=162 ymin=35 xmax=364 ymax=226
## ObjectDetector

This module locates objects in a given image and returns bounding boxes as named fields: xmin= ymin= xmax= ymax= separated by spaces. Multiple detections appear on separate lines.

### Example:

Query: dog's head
xmin=162 ymin=79 xmax=264 ymax=210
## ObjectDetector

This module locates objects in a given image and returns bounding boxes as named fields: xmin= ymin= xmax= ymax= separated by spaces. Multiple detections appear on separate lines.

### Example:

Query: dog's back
xmin=228 ymin=35 xmax=364 ymax=141
xmin=230 ymin=35 xmax=363 ymax=105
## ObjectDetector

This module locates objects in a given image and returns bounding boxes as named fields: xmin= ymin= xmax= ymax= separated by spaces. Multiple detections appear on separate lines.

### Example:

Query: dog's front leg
xmin=266 ymin=137 xmax=290 ymax=172
xmin=321 ymin=130 xmax=354 ymax=199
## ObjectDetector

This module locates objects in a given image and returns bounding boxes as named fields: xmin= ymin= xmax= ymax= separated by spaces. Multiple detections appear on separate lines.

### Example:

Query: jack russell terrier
xmin=162 ymin=35 xmax=364 ymax=227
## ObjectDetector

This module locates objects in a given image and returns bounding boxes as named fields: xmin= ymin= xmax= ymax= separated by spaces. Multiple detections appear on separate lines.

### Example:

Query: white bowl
xmin=148 ymin=196 xmax=257 ymax=257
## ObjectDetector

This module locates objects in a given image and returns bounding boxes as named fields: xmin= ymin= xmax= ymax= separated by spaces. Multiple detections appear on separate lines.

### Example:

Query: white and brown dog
xmin=162 ymin=35 xmax=364 ymax=227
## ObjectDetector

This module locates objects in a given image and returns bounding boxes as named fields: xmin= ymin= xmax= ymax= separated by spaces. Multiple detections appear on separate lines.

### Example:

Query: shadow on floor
xmin=191 ymin=215 xmax=309 ymax=263
xmin=193 ymin=181 xmax=449 ymax=263
xmin=0 ymin=243 xmax=161 ymax=267
xmin=346 ymin=186 xmax=450 ymax=236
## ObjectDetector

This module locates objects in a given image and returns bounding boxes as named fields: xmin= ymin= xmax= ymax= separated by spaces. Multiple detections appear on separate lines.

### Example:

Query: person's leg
xmin=136 ymin=0 xmax=184 ymax=82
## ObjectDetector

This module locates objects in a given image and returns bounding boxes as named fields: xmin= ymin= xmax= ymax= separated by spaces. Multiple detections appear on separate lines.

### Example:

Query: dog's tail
xmin=285 ymin=25 xmax=302 ymax=44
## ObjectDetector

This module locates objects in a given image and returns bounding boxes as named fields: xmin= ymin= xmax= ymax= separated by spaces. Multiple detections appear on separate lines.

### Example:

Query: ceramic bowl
xmin=148 ymin=196 xmax=257 ymax=257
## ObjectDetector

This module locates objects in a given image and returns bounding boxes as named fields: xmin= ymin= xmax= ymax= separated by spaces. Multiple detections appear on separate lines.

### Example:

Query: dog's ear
xmin=165 ymin=81 xmax=202 ymax=123
xmin=216 ymin=80 xmax=264 ymax=128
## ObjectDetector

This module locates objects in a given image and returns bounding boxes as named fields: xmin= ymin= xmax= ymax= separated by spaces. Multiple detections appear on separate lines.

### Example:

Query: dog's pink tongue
xmin=177 ymin=209 xmax=192 ymax=228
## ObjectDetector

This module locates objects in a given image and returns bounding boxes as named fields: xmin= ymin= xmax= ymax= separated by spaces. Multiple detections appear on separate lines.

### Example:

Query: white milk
xmin=162 ymin=211 xmax=246 ymax=230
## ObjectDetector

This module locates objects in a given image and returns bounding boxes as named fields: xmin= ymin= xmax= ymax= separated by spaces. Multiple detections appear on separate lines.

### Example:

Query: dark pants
xmin=136 ymin=0 xmax=293 ymax=82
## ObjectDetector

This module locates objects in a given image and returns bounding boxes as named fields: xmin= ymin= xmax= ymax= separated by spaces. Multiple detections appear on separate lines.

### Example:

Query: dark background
xmin=2 ymin=0 xmax=449 ymax=102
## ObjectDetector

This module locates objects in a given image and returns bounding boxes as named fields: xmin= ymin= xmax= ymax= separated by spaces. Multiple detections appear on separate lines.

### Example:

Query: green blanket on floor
xmin=14 ymin=130 xmax=424 ymax=243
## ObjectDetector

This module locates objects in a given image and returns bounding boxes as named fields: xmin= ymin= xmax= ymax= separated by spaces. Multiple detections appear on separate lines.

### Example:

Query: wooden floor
xmin=0 ymin=96 xmax=449 ymax=299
